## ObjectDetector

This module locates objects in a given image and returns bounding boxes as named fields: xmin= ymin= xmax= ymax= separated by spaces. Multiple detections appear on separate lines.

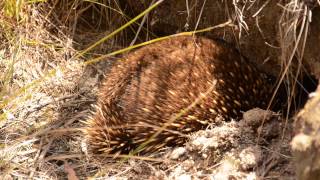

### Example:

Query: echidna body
xmin=84 ymin=36 xmax=273 ymax=155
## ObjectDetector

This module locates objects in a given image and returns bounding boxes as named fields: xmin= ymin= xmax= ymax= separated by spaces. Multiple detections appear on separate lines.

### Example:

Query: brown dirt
xmin=123 ymin=1 xmax=320 ymax=78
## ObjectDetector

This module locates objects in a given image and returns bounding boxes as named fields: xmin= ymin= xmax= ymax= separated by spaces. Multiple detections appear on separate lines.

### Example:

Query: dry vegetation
xmin=0 ymin=0 xmax=319 ymax=179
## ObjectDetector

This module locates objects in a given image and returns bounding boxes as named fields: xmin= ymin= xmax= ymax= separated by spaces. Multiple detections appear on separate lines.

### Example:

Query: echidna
xmin=84 ymin=36 xmax=273 ymax=155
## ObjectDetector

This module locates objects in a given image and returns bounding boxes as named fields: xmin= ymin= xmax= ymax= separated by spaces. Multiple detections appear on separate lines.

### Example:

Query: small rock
xmin=170 ymin=147 xmax=187 ymax=160
xmin=239 ymin=146 xmax=262 ymax=170
xmin=242 ymin=108 xmax=274 ymax=127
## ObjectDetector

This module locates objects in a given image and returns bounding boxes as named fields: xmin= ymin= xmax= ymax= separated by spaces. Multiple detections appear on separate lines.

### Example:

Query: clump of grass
xmin=0 ymin=0 xmax=168 ymax=178
xmin=277 ymin=0 xmax=312 ymax=135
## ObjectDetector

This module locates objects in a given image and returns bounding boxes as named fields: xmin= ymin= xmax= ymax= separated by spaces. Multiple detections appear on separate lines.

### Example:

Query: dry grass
xmin=276 ymin=0 xmax=312 ymax=140
xmin=0 ymin=0 xmax=316 ymax=179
